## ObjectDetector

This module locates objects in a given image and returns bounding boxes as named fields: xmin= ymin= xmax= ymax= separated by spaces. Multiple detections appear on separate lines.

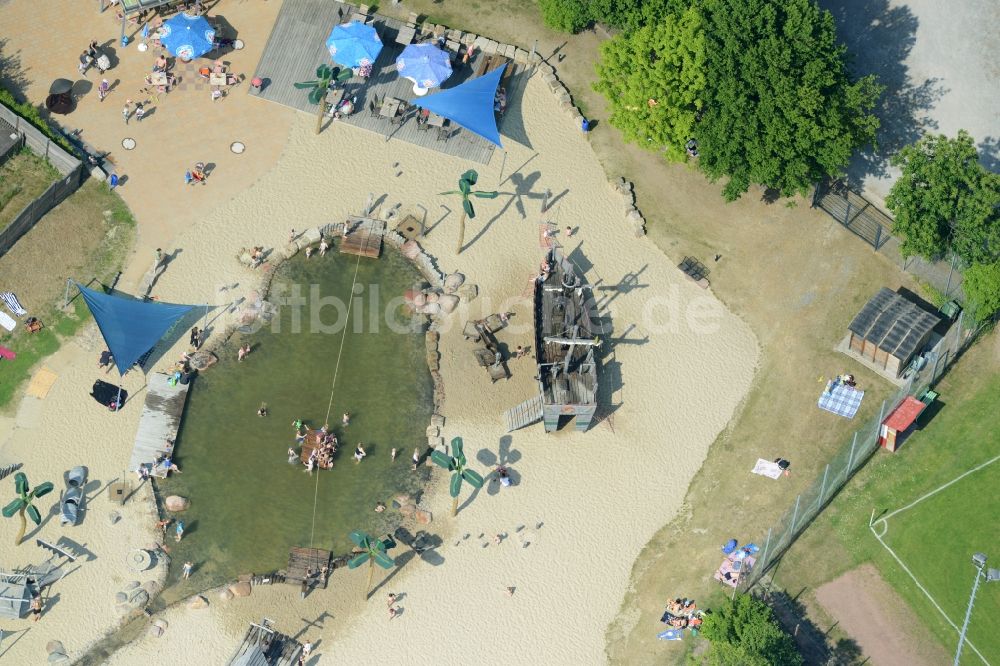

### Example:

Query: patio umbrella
xmin=326 ymin=21 xmax=383 ymax=68
xmin=395 ymin=43 xmax=452 ymax=96
xmin=159 ymin=13 xmax=216 ymax=61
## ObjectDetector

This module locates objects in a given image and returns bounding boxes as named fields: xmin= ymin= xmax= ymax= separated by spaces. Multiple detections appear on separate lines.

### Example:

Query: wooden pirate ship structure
xmin=505 ymin=247 xmax=600 ymax=432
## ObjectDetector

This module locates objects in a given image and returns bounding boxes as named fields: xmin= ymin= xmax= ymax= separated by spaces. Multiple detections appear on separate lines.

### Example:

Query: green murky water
xmin=158 ymin=250 xmax=432 ymax=603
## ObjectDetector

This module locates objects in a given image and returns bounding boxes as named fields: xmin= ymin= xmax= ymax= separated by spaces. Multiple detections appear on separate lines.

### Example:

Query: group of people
xmin=660 ymin=597 xmax=703 ymax=630
xmin=303 ymin=236 xmax=331 ymax=259
xmin=298 ymin=422 xmax=340 ymax=471
xmin=78 ymin=40 xmax=111 ymax=76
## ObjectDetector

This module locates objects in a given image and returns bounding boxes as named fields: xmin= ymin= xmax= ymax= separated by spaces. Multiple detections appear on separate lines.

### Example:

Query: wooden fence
xmin=0 ymin=103 xmax=85 ymax=259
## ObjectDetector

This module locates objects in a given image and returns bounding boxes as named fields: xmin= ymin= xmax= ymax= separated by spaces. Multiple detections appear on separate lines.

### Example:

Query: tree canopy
xmin=697 ymin=0 xmax=882 ymax=200
xmin=701 ymin=594 xmax=803 ymax=666
xmin=962 ymin=260 xmax=1000 ymax=323
xmin=592 ymin=0 xmax=882 ymax=200
xmin=885 ymin=131 xmax=1000 ymax=265
xmin=537 ymin=0 xmax=591 ymax=33
xmin=593 ymin=8 xmax=706 ymax=162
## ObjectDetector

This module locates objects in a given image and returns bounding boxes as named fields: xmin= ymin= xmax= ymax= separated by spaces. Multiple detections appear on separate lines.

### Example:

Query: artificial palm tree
xmin=347 ymin=530 xmax=396 ymax=599
xmin=439 ymin=170 xmax=498 ymax=254
xmin=294 ymin=64 xmax=352 ymax=135
xmin=2 ymin=472 xmax=53 ymax=546
xmin=431 ymin=437 xmax=485 ymax=517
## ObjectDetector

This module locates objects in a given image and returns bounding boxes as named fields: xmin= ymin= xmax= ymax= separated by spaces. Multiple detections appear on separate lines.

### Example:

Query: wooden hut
xmin=846 ymin=288 xmax=940 ymax=378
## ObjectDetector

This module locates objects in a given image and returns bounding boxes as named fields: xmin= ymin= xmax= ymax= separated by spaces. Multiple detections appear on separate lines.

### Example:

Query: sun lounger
xmin=60 ymin=487 xmax=83 ymax=526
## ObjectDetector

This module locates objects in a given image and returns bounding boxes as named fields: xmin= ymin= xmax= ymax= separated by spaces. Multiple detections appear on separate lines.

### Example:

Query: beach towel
xmin=657 ymin=629 xmax=684 ymax=641
xmin=0 ymin=345 xmax=15 ymax=360
xmin=0 ymin=292 xmax=26 ymax=316
xmin=752 ymin=458 xmax=783 ymax=479
xmin=0 ymin=311 xmax=13 ymax=332
xmin=818 ymin=383 xmax=865 ymax=419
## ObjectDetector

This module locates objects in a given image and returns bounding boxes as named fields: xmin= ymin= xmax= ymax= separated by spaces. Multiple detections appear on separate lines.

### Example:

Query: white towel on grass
xmin=752 ymin=458 xmax=783 ymax=479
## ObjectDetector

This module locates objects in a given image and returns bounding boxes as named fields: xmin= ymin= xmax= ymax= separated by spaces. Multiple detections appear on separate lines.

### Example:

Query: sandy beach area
xmin=0 ymin=12 xmax=757 ymax=663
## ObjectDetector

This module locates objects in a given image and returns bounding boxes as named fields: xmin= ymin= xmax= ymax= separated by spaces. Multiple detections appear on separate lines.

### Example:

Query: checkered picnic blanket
xmin=818 ymin=383 xmax=865 ymax=418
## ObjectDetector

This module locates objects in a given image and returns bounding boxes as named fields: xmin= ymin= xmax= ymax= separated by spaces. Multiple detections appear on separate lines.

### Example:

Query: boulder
xmin=427 ymin=352 xmax=439 ymax=371
xmin=302 ymin=227 xmax=322 ymax=244
xmin=164 ymin=496 xmax=190 ymax=512
xmin=189 ymin=351 xmax=218 ymax=371
xmin=428 ymin=436 xmax=444 ymax=449
xmin=443 ymin=272 xmax=465 ymax=293
xmin=124 ymin=581 xmax=140 ymax=591
xmin=457 ymin=284 xmax=479 ymax=303
xmin=419 ymin=303 xmax=441 ymax=316
xmin=229 ymin=581 xmax=252 ymax=598
xmin=127 ymin=589 xmax=149 ymax=608
xmin=142 ymin=581 xmax=162 ymax=597
xmin=394 ymin=493 xmax=413 ymax=506
xmin=401 ymin=240 xmax=421 ymax=259
xmin=424 ymin=291 xmax=440 ymax=303
xmin=46 ymin=641 xmax=65 ymax=655
xmin=114 ymin=592 xmax=127 ymax=604
xmin=47 ymin=653 xmax=69 ymax=663
xmin=188 ymin=595 xmax=209 ymax=610
xmin=425 ymin=426 xmax=440 ymax=438
xmin=218 ymin=588 xmax=234 ymax=601
xmin=414 ymin=509 xmax=433 ymax=524
xmin=154 ymin=619 xmax=169 ymax=630
xmin=425 ymin=330 xmax=439 ymax=348
xmin=108 ymin=511 xmax=121 ymax=525
xmin=430 ymin=413 xmax=445 ymax=427
xmin=437 ymin=294 xmax=460 ymax=314
xmin=413 ymin=292 xmax=427 ymax=307
xmin=399 ymin=503 xmax=416 ymax=518
xmin=147 ymin=624 xmax=164 ymax=638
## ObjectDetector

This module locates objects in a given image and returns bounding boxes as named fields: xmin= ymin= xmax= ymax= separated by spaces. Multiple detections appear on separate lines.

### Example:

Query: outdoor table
xmin=380 ymin=97 xmax=402 ymax=118
xmin=209 ymin=73 xmax=227 ymax=86
xmin=150 ymin=72 xmax=168 ymax=86
xmin=396 ymin=26 xmax=415 ymax=45
xmin=427 ymin=112 xmax=446 ymax=128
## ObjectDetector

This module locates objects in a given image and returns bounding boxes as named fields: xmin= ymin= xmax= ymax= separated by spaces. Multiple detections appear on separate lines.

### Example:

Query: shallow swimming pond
xmin=158 ymin=250 xmax=432 ymax=603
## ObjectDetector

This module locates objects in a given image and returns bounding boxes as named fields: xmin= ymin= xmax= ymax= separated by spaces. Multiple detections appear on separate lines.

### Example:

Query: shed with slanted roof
xmin=847 ymin=288 xmax=940 ymax=377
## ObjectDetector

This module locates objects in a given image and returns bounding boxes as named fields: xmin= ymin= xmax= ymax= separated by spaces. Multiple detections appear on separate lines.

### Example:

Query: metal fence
xmin=812 ymin=180 xmax=891 ymax=251
xmin=736 ymin=312 xmax=970 ymax=593
xmin=0 ymin=102 xmax=85 ymax=259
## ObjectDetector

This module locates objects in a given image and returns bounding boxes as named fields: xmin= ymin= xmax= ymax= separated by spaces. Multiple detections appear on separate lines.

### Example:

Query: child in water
xmin=257 ymin=403 xmax=268 ymax=417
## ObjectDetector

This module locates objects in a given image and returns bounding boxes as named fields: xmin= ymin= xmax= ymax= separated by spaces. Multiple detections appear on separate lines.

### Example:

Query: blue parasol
xmin=159 ymin=13 xmax=216 ymax=61
xmin=396 ymin=43 xmax=452 ymax=93
xmin=326 ymin=21 xmax=383 ymax=68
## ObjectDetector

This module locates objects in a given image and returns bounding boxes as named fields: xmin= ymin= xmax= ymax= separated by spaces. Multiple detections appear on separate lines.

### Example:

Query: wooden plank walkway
xmin=248 ymin=0 xmax=516 ymax=164
xmin=341 ymin=216 xmax=384 ymax=257
xmin=283 ymin=547 xmax=332 ymax=584
xmin=504 ymin=394 xmax=544 ymax=432
xmin=129 ymin=372 xmax=190 ymax=475
xmin=227 ymin=619 xmax=302 ymax=666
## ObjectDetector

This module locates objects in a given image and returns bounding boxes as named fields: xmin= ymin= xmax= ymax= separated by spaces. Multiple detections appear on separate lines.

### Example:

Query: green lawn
xmin=778 ymin=335 xmax=1000 ymax=662
xmin=883 ymin=459 xmax=1000 ymax=661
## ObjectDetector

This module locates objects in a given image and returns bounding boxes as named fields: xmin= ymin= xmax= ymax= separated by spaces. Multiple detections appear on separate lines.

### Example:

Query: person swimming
xmin=258 ymin=403 xmax=268 ymax=417
xmin=342 ymin=412 xmax=350 ymax=426
xmin=354 ymin=444 xmax=366 ymax=463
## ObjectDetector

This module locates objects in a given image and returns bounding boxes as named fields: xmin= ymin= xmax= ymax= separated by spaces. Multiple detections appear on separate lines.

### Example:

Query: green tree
xmin=538 ymin=0 xmax=592 ymax=33
xmin=2 ymin=472 xmax=54 ymax=546
xmin=594 ymin=8 xmax=706 ymax=162
xmin=885 ymin=131 xmax=1000 ymax=264
xmin=347 ymin=530 xmax=396 ymax=599
xmin=698 ymin=0 xmax=882 ymax=200
xmin=430 ymin=437 xmax=485 ymax=516
xmin=439 ymin=170 xmax=498 ymax=254
xmin=701 ymin=594 xmax=802 ymax=666
xmin=962 ymin=260 xmax=1000 ymax=323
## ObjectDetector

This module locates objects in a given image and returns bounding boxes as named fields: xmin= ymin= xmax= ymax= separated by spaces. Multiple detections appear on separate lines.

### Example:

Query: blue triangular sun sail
xmin=76 ymin=283 xmax=194 ymax=376
xmin=409 ymin=64 xmax=506 ymax=148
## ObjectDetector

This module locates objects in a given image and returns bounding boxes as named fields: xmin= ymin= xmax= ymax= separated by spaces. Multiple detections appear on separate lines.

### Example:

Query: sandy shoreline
xmin=0 ymin=5 xmax=757 ymax=661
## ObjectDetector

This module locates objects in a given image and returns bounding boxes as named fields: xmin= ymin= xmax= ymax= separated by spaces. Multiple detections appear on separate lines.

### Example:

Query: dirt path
xmin=814 ymin=564 xmax=951 ymax=666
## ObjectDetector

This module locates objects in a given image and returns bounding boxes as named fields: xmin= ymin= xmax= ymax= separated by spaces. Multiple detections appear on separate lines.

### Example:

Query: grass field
xmin=874 ymin=455 xmax=1000 ymax=663
xmin=778 ymin=332 xmax=1000 ymax=663
xmin=0 ymin=180 xmax=136 ymax=408
xmin=0 ymin=148 xmax=60 ymax=232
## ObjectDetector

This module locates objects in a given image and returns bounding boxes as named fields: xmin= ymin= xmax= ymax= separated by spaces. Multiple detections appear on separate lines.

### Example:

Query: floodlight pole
xmin=954 ymin=561 xmax=985 ymax=666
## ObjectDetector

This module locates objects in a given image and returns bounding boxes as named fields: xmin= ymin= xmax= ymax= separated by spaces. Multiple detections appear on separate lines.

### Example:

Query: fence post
xmin=843 ymin=198 xmax=852 ymax=228
xmin=789 ymin=494 xmax=802 ymax=538
xmin=874 ymin=224 xmax=882 ymax=252
xmin=845 ymin=433 xmax=858 ymax=478
xmin=758 ymin=527 xmax=772 ymax=580
xmin=818 ymin=463 xmax=830 ymax=509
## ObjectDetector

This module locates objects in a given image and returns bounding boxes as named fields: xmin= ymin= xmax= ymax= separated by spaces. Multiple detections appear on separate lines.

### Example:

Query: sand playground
xmin=0 ymin=1 xmax=758 ymax=663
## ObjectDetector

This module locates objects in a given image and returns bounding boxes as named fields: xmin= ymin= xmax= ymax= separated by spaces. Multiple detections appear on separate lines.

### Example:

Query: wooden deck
xmin=129 ymin=373 xmax=190 ymax=476
xmin=248 ymin=0 xmax=516 ymax=164
xmin=340 ymin=216 xmax=385 ymax=257
xmin=227 ymin=618 xmax=302 ymax=666
xmin=283 ymin=547 xmax=332 ymax=584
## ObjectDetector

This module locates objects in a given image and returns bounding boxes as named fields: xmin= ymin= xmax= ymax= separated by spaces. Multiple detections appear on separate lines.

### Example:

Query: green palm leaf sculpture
xmin=430 ymin=437 xmax=485 ymax=517
xmin=439 ymin=170 xmax=499 ymax=254
xmin=347 ymin=529 xmax=396 ymax=599
xmin=2 ymin=472 xmax=54 ymax=546
xmin=293 ymin=64 xmax=352 ymax=135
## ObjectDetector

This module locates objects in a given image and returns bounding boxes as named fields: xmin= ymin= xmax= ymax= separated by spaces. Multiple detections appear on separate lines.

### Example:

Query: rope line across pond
xmin=309 ymin=252 xmax=363 ymax=548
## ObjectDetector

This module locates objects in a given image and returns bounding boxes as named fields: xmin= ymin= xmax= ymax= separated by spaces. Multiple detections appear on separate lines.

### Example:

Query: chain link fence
xmin=737 ymin=312 xmax=970 ymax=593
